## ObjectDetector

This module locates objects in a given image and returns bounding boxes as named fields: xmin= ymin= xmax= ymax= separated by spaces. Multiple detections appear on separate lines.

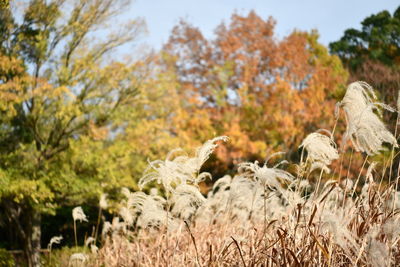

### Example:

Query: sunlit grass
xmin=52 ymin=82 xmax=400 ymax=266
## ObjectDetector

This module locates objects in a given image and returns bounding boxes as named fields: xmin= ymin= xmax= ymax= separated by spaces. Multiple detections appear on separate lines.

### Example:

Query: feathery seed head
xmin=85 ymin=237 xmax=95 ymax=247
xmin=69 ymin=253 xmax=88 ymax=264
xmin=119 ymin=206 xmax=134 ymax=225
xmin=149 ymin=188 xmax=158 ymax=196
xmin=340 ymin=81 xmax=397 ymax=155
xmin=300 ymin=131 xmax=339 ymax=173
xmin=47 ymin=235 xmax=62 ymax=251
xmin=239 ymin=158 xmax=294 ymax=189
xmin=171 ymin=184 xmax=206 ymax=220
xmin=139 ymin=136 xmax=228 ymax=192
xmin=340 ymin=179 xmax=354 ymax=192
xmin=72 ymin=206 xmax=88 ymax=222
xmin=99 ymin=193 xmax=108 ymax=210
xmin=192 ymin=136 xmax=229 ymax=171
xmin=102 ymin=221 xmax=112 ymax=237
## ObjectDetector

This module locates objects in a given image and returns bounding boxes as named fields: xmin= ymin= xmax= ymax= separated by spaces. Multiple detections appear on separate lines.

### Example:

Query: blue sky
xmin=130 ymin=0 xmax=399 ymax=50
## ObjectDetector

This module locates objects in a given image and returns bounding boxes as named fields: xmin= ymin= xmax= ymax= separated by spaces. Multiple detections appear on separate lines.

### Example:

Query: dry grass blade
xmin=308 ymin=228 xmax=330 ymax=265
xmin=286 ymin=248 xmax=301 ymax=266
xmin=231 ymin=236 xmax=246 ymax=267
xmin=308 ymin=205 xmax=318 ymax=226
xmin=184 ymin=220 xmax=200 ymax=266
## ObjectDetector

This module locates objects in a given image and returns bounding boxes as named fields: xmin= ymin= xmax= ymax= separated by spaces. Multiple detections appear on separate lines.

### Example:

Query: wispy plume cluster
xmin=69 ymin=253 xmax=89 ymax=265
xmin=47 ymin=235 xmax=62 ymax=251
xmin=72 ymin=206 xmax=88 ymax=222
xmin=300 ymin=130 xmax=339 ymax=173
xmin=121 ymin=189 xmax=176 ymax=230
xmin=338 ymin=81 xmax=397 ymax=154
xmin=99 ymin=194 xmax=108 ymax=210
xmin=139 ymin=136 xmax=229 ymax=193
xmin=170 ymin=184 xmax=206 ymax=220
xmin=238 ymin=155 xmax=294 ymax=190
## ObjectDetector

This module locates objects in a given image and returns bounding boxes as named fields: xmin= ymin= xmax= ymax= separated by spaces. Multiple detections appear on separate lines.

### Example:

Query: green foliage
xmin=0 ymin=248 xmax=14 ymax=267
xmin=0 ymin=0 xmax=147 ymax=264
xmin=330 ymin=6 xmax=400 ymax=69
xmin=0 ymin=0 xmax=145 ymax=206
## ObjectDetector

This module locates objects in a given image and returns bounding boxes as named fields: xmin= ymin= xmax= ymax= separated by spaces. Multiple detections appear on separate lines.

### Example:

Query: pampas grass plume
xmin=47 ymin=235 xmax=62 ymax=251
xmin=300 ymin=130 xmax=339 ymax=173
xmin=72 ymin=206 xmax=88 ymax=222
xmin=340 ymin=81 xmax=397 ymax=155
xmin=99 ymin=194 xmax=108 ymax=210
xmin=69 ymin=253 xmax=88 ymax=265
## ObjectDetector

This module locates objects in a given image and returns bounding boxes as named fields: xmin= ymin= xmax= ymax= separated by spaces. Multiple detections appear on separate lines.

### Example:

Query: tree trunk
xmin=24 ymin=208 xmax=42 ymax=267
xmin=3 ymin=201 xmax=42 ymax=267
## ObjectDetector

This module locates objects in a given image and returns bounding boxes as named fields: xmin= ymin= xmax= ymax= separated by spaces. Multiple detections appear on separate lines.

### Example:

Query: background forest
xmin=0 ymin=0 xmax=400 ymax=266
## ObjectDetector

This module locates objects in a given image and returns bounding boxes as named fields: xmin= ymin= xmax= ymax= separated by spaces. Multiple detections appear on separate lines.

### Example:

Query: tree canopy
xmin=330 ymin=6 xmax=400 ymax=69
xmin=162 ymin=12 xmax=348 ymax=173
xmin=0 ymin=0 xmax=146 ymax=265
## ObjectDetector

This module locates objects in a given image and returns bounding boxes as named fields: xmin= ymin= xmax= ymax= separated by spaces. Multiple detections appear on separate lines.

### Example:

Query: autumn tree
xmin=163 ymin=11 xmax=348 ymax=173
xmin=330 ymin=6 xmax=400 ymax=118
xmin=0 ymin=0 xmax=146 ymax=265
xmin=109 ymin=56 xmax=210 ymax=179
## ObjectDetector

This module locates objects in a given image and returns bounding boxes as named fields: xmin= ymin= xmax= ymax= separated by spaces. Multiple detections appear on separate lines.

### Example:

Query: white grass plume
xmin=238 ymin=157 xmax=294 ymax=190
xmin=186 ymin=136 xmax=229 ymax=173
xmin=99 ymin=194 xmax=108 ymax=210
xmin=85 ymin=237 xmax=95 ymax=247
xmin=111 ymin=217 xmax=126 ymax=235
xmin=102 ymin=221 xmax=112 ymax=237
xmin=195 ymin=175 xmax=233 ymax=225
xmin=68 ymin=253 xmax=88 ymax=266
xmin=299 ymin=130 xmax=339 ymax=173
xmin=170 ymin=184 xmax=206 ymax=221
xmin=363 ymin=226 xmax=390 ymax=267
xmin=119 ymin=206 xmax=134 ymax=225
xmin=339 ymin=81 xmax=397 ymax=155
xmin=210 ymin=175 xmax=232 ymax=195
xmin=139 ymin=136 xmax=228 ymax=193
xmin=320 ymin=207 xmax=359 ymax=253
xmin=102 ymin=217 xmax=127 ymax=237
xmin=224 ymin=175 xmax=261 ymax=222
xmin=72 ymin=206 xmax=88 ymax=222
xmin=47 ymin=235 xmax=62 ymax=251
xmin=382 ymin=217 xmax=400 ymax=243
xmin=139 ymin=158 xmax=184 ymax=194
xmin=121 ymin=190 xmax=176 ymax=230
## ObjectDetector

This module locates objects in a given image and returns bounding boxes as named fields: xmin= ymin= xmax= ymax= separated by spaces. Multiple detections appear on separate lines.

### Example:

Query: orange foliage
xmin=162 ymin=11 xmax=348 ymax=172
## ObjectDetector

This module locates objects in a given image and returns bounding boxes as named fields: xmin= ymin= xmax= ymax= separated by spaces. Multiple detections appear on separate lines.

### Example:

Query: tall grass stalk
xmin=94 ymin=208 xmax=102 ymax=244
xmin=73 ymin=220 xmax=78 ymax=247
xmin=351 ymin=155 xmax=369 ymax=197
xmin=392 ymin=110 xmax=400 ymax=211
xmin=314 ymin=169 xmax=324 ymax=198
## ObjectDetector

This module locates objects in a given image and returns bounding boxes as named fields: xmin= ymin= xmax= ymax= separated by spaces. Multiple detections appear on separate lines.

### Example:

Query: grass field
xmin=59 ymin=81 xmax=400 ymax=266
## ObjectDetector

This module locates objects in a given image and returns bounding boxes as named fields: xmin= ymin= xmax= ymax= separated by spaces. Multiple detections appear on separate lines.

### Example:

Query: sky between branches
xmin=129 ymin=0 xmax=399 ymax=50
